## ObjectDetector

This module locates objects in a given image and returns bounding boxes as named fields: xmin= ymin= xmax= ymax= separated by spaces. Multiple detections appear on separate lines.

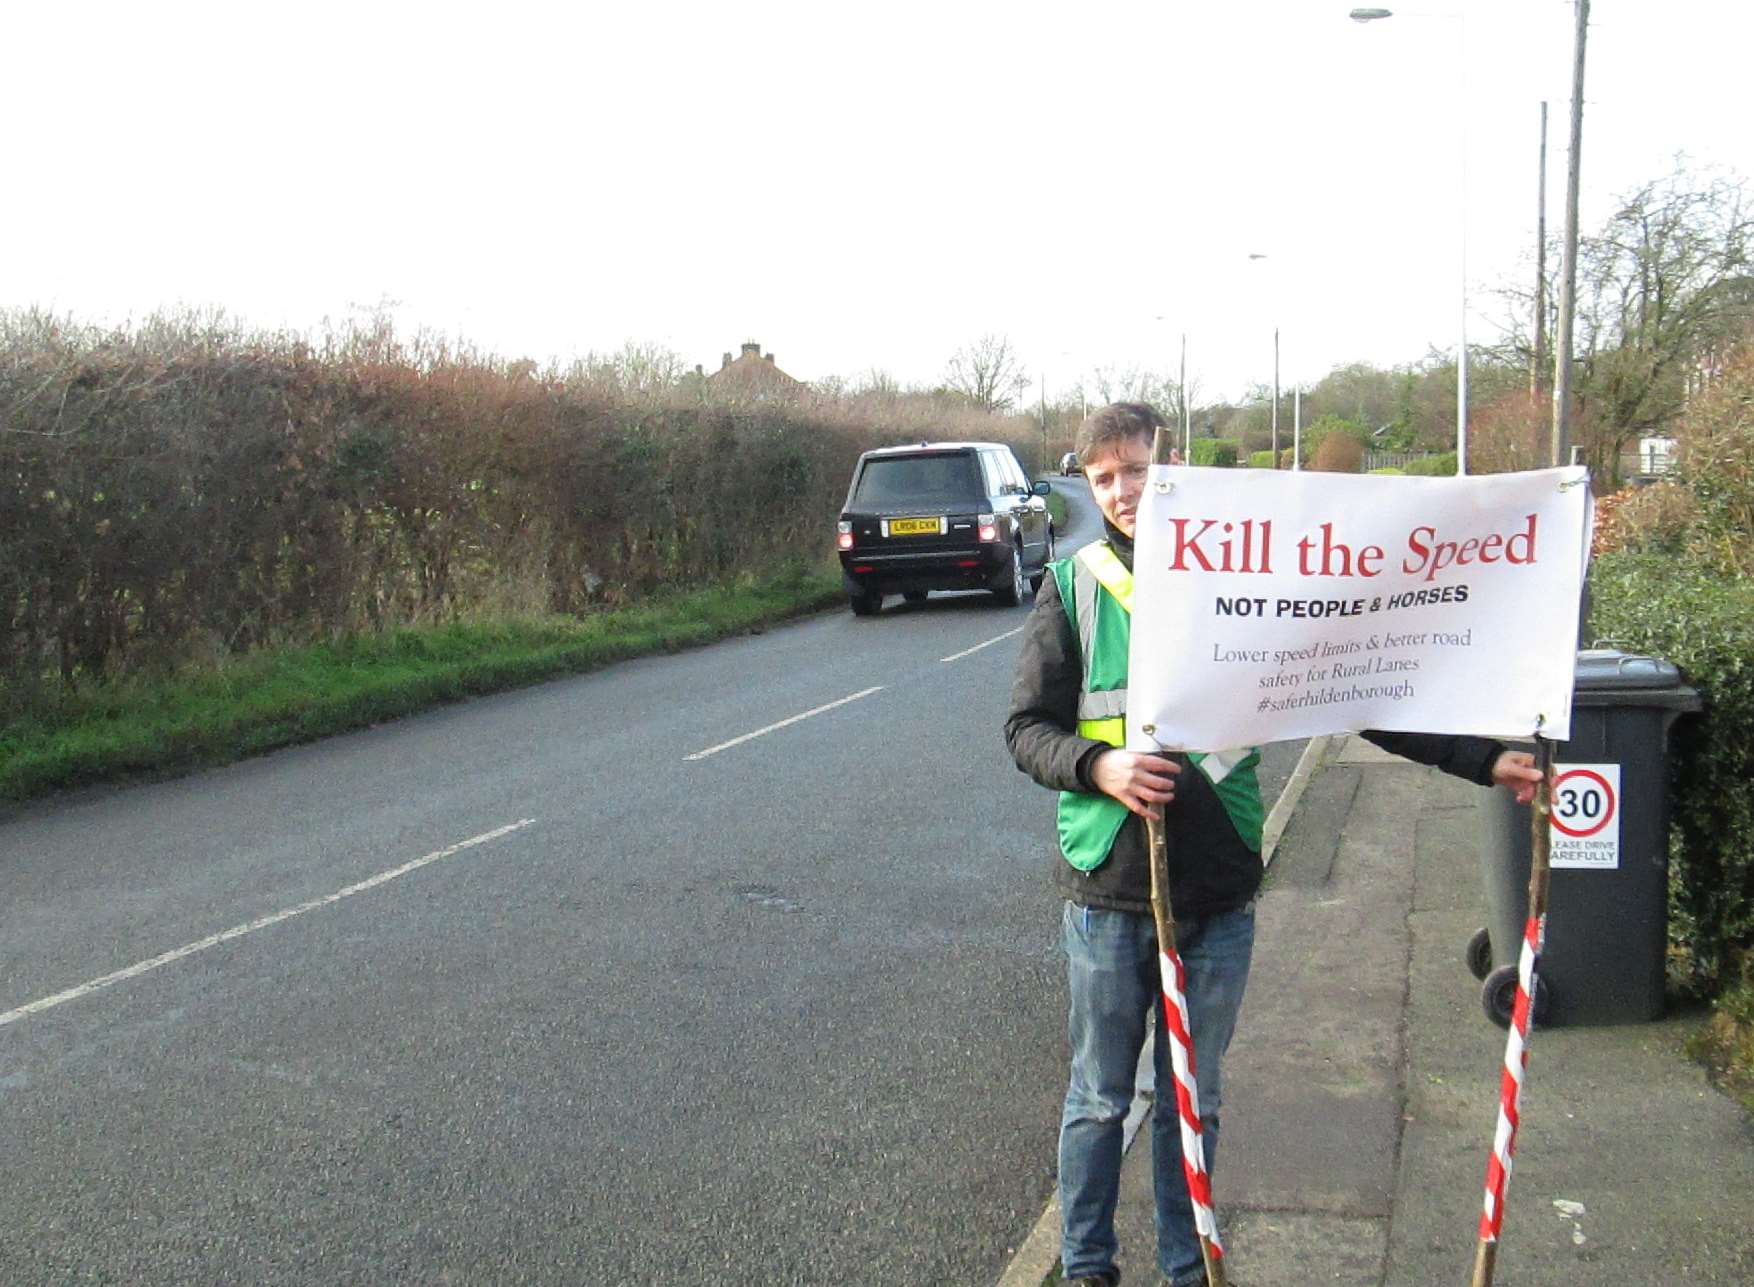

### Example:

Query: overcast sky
xmin=7 ymin=1 xmax=1749 ymax=403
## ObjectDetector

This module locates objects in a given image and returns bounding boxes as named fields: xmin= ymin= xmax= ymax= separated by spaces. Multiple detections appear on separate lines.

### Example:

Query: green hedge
xmin=1191 ymin=438 xmax=1240 ymax=467
xmin=1246 ymin=450 xmax=1277 ymax=469
xmin=0 ymin=311 xmax=1039 ymax=700
xmin=1589 ymin=552 xmax=1754 ymax=996
xmin=1402 ymin=452 xmax=1459 ymax=476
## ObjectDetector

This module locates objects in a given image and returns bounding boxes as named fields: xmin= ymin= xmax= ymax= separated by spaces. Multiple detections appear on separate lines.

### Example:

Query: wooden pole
xmin=1146 ymin=426 xmax=1227 ymax=1286
xmin=1470 ymin=1238 xmax=1497 ymax=1287
xmin=1271 ymin=328 xmax=1280 ymax=467
xmin=1552 ymin=0 xmax=1589 ymax=468
xmin=1469 ymin=738 xmax=1556 ymax=1286
xmin=1147 ymin=817 xmax=1226 ymax=1287
xmin=1532 ymin=101 xmax=1549 ymax=402
xmin=1180 ymin=333 xmax=1190 ymax=459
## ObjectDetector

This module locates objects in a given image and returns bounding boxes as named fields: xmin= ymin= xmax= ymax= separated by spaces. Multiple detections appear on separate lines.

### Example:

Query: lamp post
xmin=1040 ymin=351 xmax=1082 ymax=471
xmin=1247 ymin=253 xmax=1280 ymax=467
xmin=1293 ymin=384 xmax=1302 ymax=472
xmin=1180 ymin=330 xmax=1191 ymax=459
xmin=1349 ymin=6 xmax=1469 ymax=475
xmin=1150 ymin=316 xmax=1194 ymax=460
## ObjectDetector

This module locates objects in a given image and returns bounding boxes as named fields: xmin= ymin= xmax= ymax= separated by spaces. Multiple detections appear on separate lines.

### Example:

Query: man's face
xmin=1083 ymin=435 xmax=1152 ymax=539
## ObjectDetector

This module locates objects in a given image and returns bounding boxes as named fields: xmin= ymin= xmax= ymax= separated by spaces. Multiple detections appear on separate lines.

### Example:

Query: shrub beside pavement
xmin=1586 ymin=338 xmax=1754 ymax=1111
xmin=1590 ymin=553 xmax=1754 ymax=1108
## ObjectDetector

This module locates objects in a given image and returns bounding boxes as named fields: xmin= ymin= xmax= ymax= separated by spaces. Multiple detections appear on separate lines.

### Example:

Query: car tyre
xmin=993 ymin=545 xmax=1025 ymax=607
xmin=1029 ymin=526 xmax=1055 ymax=592
xmin=848 ymin=587 xmax=882 ymax=617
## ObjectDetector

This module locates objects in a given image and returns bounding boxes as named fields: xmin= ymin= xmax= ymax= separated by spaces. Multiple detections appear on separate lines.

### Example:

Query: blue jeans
xmin=1058 ymin=900 xmax=1256 ymax=1286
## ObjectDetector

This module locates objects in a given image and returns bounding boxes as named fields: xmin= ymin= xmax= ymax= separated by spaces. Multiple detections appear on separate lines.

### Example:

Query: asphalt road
xmin=0 ymin=479 xmax=1301 ymax=1285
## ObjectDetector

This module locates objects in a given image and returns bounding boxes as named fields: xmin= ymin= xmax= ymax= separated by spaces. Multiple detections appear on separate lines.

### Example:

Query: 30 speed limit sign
xmin=1549 ymin=763 xmax=1621 ymax=869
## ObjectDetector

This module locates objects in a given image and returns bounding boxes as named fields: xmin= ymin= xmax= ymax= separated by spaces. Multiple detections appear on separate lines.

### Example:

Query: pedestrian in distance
xmin=1004 ymin=401 xmax=1543 ymax=1287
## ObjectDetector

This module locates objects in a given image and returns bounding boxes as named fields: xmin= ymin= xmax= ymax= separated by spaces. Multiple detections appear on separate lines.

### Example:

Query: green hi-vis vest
xmin=1052 ymin=542 xmax=1266 ymax=870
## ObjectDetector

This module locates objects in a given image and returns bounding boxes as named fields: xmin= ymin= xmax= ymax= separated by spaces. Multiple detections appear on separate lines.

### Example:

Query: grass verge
xmin=1045 ymin=488 xmax=1070 ymax=531
xmin=0 ymin=565 xmax=844 ymax=805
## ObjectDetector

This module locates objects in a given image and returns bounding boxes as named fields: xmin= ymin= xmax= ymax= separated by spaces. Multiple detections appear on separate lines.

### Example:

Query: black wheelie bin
xmin=1472 ymin=649 xmax=1701 ymax=1027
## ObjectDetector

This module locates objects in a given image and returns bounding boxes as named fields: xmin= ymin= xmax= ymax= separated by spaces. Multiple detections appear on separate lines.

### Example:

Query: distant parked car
xmin=835 ymin=442 xmax=1054 ymax=616
xmin=1060 ymin=450 xmax=1081 ymax=475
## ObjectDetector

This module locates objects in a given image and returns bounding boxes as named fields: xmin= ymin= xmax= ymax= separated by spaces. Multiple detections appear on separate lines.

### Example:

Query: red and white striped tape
xmin=1160 ymin=947 xmax=1224 ymax=1254
xmin=1479 ymin=914 xmax=1544 ymax=1242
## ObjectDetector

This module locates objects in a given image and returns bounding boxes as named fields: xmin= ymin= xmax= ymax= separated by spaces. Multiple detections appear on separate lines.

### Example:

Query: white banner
xmin=1126 ymin=466 xmax=1593 ymax=750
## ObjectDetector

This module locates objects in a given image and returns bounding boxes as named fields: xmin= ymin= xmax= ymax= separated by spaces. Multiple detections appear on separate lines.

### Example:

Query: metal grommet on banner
xmin=1154 ymin=478 xmax=1174 ymax=495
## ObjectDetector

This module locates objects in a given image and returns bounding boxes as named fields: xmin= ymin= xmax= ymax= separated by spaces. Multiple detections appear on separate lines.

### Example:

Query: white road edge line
xmin=940 ymin=626 xmax=1024 ymax=663
xmin=0 ymin=819 xmax=537 ymax=1030
xmin=684 ymin=686 xmax=885 ymax=762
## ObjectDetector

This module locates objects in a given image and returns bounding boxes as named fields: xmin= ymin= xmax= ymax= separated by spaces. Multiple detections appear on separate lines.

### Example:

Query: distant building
xmin=704 ymin=340 xmax=804 ymax=400
xmin=1635 ymin=435 xmax=1678 ymax=479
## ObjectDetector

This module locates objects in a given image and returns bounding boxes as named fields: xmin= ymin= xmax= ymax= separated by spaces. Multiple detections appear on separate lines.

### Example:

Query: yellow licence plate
xmin=889 ymin=516 xmax=942 ymax=536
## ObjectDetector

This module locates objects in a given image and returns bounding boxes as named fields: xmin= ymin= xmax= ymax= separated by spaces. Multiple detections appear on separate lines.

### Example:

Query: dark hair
xmin=1076 ymin=401 xmax=1169 ymax=466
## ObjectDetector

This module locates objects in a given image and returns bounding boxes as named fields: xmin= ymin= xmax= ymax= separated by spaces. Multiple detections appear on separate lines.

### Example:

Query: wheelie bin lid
xmin=1573 ymin=649 xmax=1703 ymax=710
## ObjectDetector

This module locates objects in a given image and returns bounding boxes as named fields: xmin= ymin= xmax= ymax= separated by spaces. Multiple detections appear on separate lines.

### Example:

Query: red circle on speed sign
xmin=1551 ymin=768 xmax=1616 ymax=838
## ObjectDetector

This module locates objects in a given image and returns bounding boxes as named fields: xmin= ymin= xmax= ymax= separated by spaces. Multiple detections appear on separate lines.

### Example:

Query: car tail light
xmin=977 ymin=513 xmax=999 ymax=542
xmin=837 ymin=520 xmax=854 ymax=551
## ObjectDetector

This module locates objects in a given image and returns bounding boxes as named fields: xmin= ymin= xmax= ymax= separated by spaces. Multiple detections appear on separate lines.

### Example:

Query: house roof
xmin=706 ymin=341 xmax=804 ymax=396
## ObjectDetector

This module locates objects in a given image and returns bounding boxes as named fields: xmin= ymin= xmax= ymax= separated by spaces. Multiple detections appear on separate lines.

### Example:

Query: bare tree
xmin=1578 ymin=166 xmax=1754 ymax=445
xmin=1497 ymin=160 xmax=1754 ymax=474
xmin=856 ymin=368 xmax=902 ymax=400
xmin=1088 ymin=366 xmax=1195 ymax=429
xmin=944 ymin=333 xmax=1031 ymax=412
xmin=570 ymin=340 xmax=689 ymax=396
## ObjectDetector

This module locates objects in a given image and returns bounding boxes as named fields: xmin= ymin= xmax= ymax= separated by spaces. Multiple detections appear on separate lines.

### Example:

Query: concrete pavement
xmin=1004 ymin=735 xmax=1754 ymax=1285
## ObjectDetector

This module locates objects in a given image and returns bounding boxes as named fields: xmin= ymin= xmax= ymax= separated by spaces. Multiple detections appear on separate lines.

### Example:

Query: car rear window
xmin=852 ymin=453 xmax=982 ymax=506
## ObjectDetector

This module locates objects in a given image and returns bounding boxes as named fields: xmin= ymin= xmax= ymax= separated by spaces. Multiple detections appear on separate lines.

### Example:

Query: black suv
xmin=836 ymin=442 xmax=1054 ymax=615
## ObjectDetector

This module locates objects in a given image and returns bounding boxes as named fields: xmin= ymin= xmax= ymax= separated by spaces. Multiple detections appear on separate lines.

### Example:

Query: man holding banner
xmin=1005 ymin=402 xmax=1551 ymax=1287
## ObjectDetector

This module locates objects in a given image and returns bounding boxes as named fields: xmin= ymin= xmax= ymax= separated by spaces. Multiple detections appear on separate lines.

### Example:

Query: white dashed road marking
xmin=684 ymin=686 xmax=885 ymax=761
xmin=940 ymin=626 xmax=1024 ymax=663
xmin=0 ymin=819 xmax=536 ymax=1029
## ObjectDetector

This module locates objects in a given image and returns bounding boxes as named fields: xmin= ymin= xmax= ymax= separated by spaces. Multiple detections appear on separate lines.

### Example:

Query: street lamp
xmin=1247 ymin=253 xmax=1282 ymax=468
xmin=1151 ymin=315 xmax=1194 ymax=459
xmin=1349 ymin=6 xmax=1469 ymax=475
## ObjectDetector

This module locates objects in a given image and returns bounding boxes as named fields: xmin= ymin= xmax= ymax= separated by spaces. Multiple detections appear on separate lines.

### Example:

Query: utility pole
xmin=1293 ymin=386 xmax=1302 ymax=471
xmin=1179 ymin=333 xmax=1190 ymax=458
xmin=1552 ymin=1 xmax=1589 ymax=469
xmin=1272 ymin=327 xmax=1281 ymax=468
xmin=1040 ymin=373 xmax=1049 ymax=474
xmin=1532 ymin=101 xmax=1549 ymax=400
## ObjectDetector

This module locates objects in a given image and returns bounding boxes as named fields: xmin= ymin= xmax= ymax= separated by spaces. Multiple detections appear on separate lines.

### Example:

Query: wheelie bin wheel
xmin=1466 ymin=927 xmax=1493 ymax=981
xmin=1482 ymin=964 xmax=1551 ymax=1029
